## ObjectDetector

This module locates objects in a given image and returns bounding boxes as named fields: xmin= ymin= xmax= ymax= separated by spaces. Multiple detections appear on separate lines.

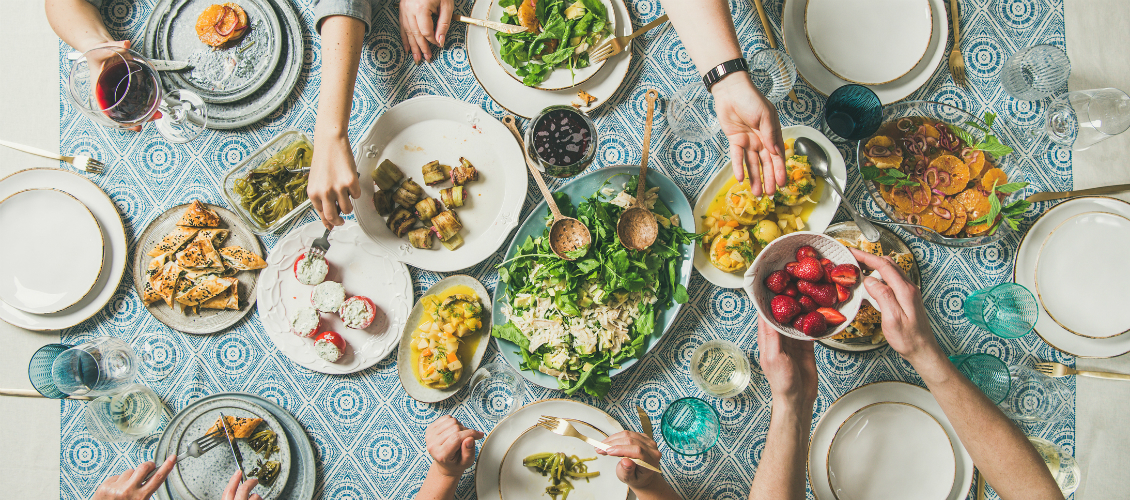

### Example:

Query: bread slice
xmin=148 ymin=227 xmax=199 ymax=258
xmin=219 ymin=246 xmax=267 ymax=271
xmin=176 ymin=200 xmax=221 ymax=228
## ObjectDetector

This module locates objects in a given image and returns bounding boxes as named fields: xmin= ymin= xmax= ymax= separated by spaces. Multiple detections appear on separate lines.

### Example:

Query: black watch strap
xmin=702 ymin=58 xmax=749 ymax=91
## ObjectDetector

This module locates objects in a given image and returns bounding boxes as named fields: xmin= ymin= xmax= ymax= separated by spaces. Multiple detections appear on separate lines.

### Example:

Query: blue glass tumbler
xmin=822 ymin=84 xmax=883 ymax=142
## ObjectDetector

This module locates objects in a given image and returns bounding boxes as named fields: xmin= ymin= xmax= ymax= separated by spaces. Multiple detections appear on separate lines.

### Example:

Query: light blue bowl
xmin=491 ymin=165 xmax=696 ymax=391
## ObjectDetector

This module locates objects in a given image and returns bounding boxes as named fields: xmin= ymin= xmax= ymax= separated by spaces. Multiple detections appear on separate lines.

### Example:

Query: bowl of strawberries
xmin=742 ymin=232 xmax=874 ymax=340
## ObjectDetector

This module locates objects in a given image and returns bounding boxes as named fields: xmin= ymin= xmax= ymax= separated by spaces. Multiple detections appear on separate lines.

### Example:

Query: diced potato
xmin=729 ymin=250 xmax=744 ymax=263
xmin=456 ymin=324 xmax=470 ymax=336
xmin=443 ymin=324 xmax=455 ymax=334
xmin=704 ymin=216 xmax=716 ymax=227
xmin=791 ymin=205 xmax=803 ymax=215
xmin=447 ymin=359 xmax=463 ymax=371
xmin=785 ymin=138 xmax=795 ymax=149
xmin=778 ymin=219 xmax=788 ymax=229
xmin=719 ymin=225 xmax=733 ymax=236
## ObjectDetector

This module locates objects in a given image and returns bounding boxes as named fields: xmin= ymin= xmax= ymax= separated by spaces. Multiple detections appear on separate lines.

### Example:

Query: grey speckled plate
xmin=151 ymin=0 xmax=283 ymax=103
xmin=155 ymin=393 xmax=313 ymax=500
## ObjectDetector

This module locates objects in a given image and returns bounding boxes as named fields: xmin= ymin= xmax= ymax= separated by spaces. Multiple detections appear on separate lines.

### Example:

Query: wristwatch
xmin=702 ymin=58 xmax=750 ymax=92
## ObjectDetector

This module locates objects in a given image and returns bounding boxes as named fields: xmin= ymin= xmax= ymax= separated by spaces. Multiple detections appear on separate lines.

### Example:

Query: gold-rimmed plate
xmin=804 ymin=0 xmax=932 ymax=86
xmin=499 ymin=419 xmax=628 ymax=500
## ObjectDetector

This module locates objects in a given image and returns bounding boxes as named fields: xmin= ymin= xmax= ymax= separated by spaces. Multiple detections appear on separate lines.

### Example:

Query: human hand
xmin=595 ymin=431 xmax=665 ymax=491
xmin=84 ymin=40 xmax=159 ymax=131
xmin=399 ymin=0 xmax=454 ymax=63
xmin=425 ymin=415 xmax=485 ymax=478
xmin=850 ymin=249 xmax=940 ymax=364
xmin=757 ymin=315 xmax=818 ymax=412
xmin=307 ymin=135 xmax=361 ymax=229
xmin=711 ymin=74 xmax=787 ymax=196
xmin=221 ymin=471 xmax=261 ymax=500
xmin=92 ymin=455 xmax=176 ymax=500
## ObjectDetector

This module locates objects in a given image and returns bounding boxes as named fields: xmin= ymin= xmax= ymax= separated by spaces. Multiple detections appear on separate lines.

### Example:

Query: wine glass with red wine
xmin=67 ymin=47 xmax=208 ymax=144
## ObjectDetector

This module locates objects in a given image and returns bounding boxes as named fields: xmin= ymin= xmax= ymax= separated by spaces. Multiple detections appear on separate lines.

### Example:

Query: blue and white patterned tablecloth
xmin=57 ymin=0 xmax=1075 ymax=499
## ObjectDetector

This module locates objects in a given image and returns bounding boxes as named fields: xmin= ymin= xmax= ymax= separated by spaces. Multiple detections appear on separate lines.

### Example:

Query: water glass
xmin=51 ymin=337 xmax=139 ymax=397
xmin=1000 ymin=45 xmax=1070 ymax=101
xmin=1045 ymin=87 xmax=1130 ymax=150
xmin=1028 ymin=436 xmax=1082 ymax=496
xmin=998 ymin=365 xmax=1070 ymax=423
xmin=28 ymin=344 xmax=71 ymax=399
xmin=822 ymin=84 xmax=883 ymax=142
xmin=949 ymin=353 xmax=1011 ymax=404
xmin=467 ymin=362 xmax=524 ymax=423
xmin=690 ymin=339 xmax=752 ymax=398
xmin=748 ymin=49 xmax=797 ymax=104
xmin=963 ymin=283 xmax=1039 ymax=339
xmin=84 ymin=383 xmax=169 ymax=443
xmin=661 ymin=397 xmax=720 ymax=455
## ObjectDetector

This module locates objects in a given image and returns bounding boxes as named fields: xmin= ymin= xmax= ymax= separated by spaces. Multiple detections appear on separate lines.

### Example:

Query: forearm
xmin=912 ymin=349 xmax=1063 ymax=500
xmin=414 ymin=466 xmax=460 ymax=500
xmin=749 ymin=404 xmax=811 ymax=500
xmin=45 ymin=0 xmax=114 ymax=52
xmin=314 ymin=15 xmax=365 ymax=144
xmin=629 ymin=476 xmax=681 ymax=500
xmin=656 ymin=0 xmax=742 ymax=75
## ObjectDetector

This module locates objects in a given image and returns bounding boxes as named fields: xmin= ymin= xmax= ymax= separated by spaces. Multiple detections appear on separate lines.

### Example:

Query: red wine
xmin=532 ymin=108 xmax=592 ymax=167
xmin=95 ymin=59 xmax=158 ymax=124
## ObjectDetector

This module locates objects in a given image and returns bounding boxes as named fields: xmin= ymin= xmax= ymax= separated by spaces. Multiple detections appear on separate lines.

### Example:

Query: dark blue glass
xmin=823 ymin=84 xmax=883 ymax=141
xmin=28 ymin=343 xmax=70 ymax=399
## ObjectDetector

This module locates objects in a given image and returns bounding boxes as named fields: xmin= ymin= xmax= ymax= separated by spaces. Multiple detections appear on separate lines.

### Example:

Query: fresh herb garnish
xmin=970 ymin=180 xmax=1030 ymax=234
xmin=861 ymin=165 xmax=921 ymax=187
xmin=954 ymin=112 xmax=1015 ymax=158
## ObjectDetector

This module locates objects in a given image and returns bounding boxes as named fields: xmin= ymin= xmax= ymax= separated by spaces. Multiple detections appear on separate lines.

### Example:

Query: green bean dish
xmin=233 ymin=140 xmax=312 ymax=229
xmin=523 ymin=451 xmax=599 ymax=500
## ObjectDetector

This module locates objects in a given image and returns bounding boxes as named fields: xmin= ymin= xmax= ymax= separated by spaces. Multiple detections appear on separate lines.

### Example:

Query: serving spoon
xmin=502 ymin=115 xmax=592 ymax=260
xmin=617 ymin=89 xmax=660 ymax=251
xmin=793 ymin=137 xmax=881 ymax=242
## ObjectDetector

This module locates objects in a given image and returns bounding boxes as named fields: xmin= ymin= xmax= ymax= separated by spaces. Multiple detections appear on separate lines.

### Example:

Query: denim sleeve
xmin=312 ymin=0 xmax=382 ymax=34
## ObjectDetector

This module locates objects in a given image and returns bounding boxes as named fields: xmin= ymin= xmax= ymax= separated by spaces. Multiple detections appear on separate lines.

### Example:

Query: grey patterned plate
xmin=133 ymin=202 xmax=263 ymax=334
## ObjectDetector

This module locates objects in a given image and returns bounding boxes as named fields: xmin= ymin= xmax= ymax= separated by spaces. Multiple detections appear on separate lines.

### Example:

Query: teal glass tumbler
xmin=964 ymin=283 xmax=1039 ymax=338
xmin=661 ymin=397 xmax=721 ymax=456
xmin=949 ymin=353 xmax=1012 ymax=404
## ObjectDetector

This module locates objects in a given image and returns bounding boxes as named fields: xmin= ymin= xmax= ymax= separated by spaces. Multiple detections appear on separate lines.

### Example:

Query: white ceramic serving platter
xmin=166 ymin=398 xmax=291 ymax=500
xmin=486 ymin=0 xmax=616 ymax=91
xmin=1015 ymin=197 xmax=1130 ymax=357
xmin=827 ymin=402 xmax=956 ymax=500
xmin=351 ymin=95 xmax=528 ymax=272
xmin=1035 ymin=212 xmax=1130 ymax=339
xmin=809 ymin=381 xmax=973 ymax=500
xmin=0 ymin=168 xmax=127 ymax=330
xmin=477 ymin=399 xmax=627 ymax=500
xmin=397 ymin=275 xmax=493 ymax=403
xmin=0 ymin=188 xmax=104 ymax=314
xmin=804 ymin=0 xmax=932 ymax=85
xmin=468 ymin=0 xmax=633 ymax=117
xmin=692 ymin=125 xmax=845 ymax=289
xmin=783 ymin=0 xmax=947 ymax=103
xmin=256 ymin=220 xmax=412 ymax=374
xmin=499 ymin=421 xmax=629 ymax=500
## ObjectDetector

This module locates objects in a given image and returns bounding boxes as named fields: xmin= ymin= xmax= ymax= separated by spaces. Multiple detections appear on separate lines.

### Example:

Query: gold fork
xmin=536 ymin=416 xmax=663 ymax=474
xmin=590 ymin=15 xmax=669 ymax=64
xmin=948 ymin=0 xmax=966 ymax=86
xmin=0 ymin=139 xmax=104 ymax=174
xmin=1034 ymin=361 xmax=1130 ymax=381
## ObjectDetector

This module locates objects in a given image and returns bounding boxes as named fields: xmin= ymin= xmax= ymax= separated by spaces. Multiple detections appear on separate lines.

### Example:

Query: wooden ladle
xmin=502 ymin=115 xmax=592 ymax=260
xmin=617 ymin=89 xmax=660 ymax=250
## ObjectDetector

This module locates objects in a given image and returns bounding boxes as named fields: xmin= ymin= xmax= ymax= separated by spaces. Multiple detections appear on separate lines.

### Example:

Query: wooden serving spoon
xmin=502 ymin=115 xmax=592 ymax=260
xmin=617 ymin=89 xmax=660 ymax=250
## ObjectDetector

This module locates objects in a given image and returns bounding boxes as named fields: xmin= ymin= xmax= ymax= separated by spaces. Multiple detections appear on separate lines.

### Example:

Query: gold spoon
xmin=502 ymin=115 xmax=592 ymax=260
xmin=617 ymin=89 xmax=660 ymax=250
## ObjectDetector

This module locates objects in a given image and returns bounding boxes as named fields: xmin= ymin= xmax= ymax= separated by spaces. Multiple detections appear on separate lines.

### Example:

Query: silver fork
xmin=143 ymin=428 xmax=227 ymax=481
xmin=0 ymin=139 xmax=104 ymax=174
xmin=536 ymin=416 xmax=663 ymax=474
xmin=589 ymin=15 xmax=669 ymax=64
xmin=308 ymin=228 xmax=332 ymax=260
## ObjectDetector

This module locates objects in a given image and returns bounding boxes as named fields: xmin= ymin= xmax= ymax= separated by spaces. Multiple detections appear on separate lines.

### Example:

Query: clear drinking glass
xmin=467 ymin=362 xmax=524 ymax=423
xmin=748 ymin=49 xmax=797 ymax=104
xmin=661 ymin=397 xmax=720 ymax=456
xmin=50 ymin=337 xmax=139 ymax=397
xmin=822 ymin=84 xmax=883 ymax=142
xmin=963 ymin=283 xmax=1039 ymax=339
xmin=998 ymin=365 xmax=1070 ymax=423
xmin=1001 ymin=45 xmax=1071 ymax=101
xmin=67 ymin=47 xmax=208 ymax=144
xmin=84 ymin=383 xmax=170 ymax=443
xmin=28 ymin=344 xmax=72 ymax=399
xmin=1044 ymin=88 xmax=1130 ymax=150
xmin=1028 ymin=436 xmax=1082 ymax=496
xmin=949 ymin=353 xmax=1011 ymax=404
xmin=690 ymin=339 xmax=752 ymax=398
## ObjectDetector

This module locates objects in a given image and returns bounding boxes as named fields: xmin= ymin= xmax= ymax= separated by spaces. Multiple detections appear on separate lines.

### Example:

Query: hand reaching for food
xmin=308 ymin=136 xmax=361 ymax=229
xmin=712 ymin=74 xmax=787 ymax=196
xmin=92 ymin=455 xmax=176 ymax=500
xmin=399 ymin=0 xmax=455 ymax=63
xmin=595 ymin=431 xmax=667 ymax=491
xmin=425 ymin=416 xmax=485 ymax=478
xmin=850 ymin=249 xmax=940 ymax=364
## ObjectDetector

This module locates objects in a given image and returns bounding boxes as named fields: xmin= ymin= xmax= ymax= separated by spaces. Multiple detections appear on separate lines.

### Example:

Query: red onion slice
xmin=937 ymin=171 xmax=952 ymax=187
xmin=933 ymin=206 xmax=952 ymax=219
xmin=932 ymin=188 xmax=946 ymax=196
xmin=214 ymin=6 xmax=237 ymax=36
xmin=924 ymin=167 xmax=939 ymax=187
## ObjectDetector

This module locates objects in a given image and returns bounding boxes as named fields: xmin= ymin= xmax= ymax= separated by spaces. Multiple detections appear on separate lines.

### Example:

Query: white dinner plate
xmin=0 ymin=168 xmax=126 ymax=329
xmin=809 ymin=381 xmax=973 ymax=500
xmin=486 ymin=0 xmax=615 ymax=91
xmin=1015 ymin=197 xmax=1130 ymax=357
xmin=783 ymin=0 xmax=948 ymax=103
xmin=499 ymin=421 xmax=629 ymax=500
xmin=692 ymin=125 xmax=845 ymax=289
xmin=256 ymin=220 xmax=412 ymax=374
xmin=351 ymin=95 xmax=528 ymax=272
xmin=1036 ymin=212 xmax=1130 ymax=339
xmin=805 ymin=0 xmax=932 ymax=85
xmin=468 ymin=0 xmax=633 ymax=117
xmin=476 ymin=399 xmax=627 ymax=500
xmin=0 ymin=188 xmax=104 ymax=314
xmin=827 ymin=402 xmax=956 ymax=500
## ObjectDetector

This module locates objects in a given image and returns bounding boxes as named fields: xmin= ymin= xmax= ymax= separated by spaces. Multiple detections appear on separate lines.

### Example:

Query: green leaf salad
xmin=493 ymin=176 xmax=701 ymax=398
xmin=496 ymin=0 xmax=612 ymax=87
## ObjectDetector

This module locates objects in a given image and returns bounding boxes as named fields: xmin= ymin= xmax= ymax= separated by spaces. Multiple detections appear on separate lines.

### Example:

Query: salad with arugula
xmin=493 ymin=176 xmax=699 ymax=398
xmin=495 ymin=0 xmax=612 ymax=87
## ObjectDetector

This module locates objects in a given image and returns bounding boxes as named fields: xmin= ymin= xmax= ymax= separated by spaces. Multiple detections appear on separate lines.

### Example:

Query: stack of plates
xmin=0 ymin=169 xmax=127 ymax=331
xmin=142 ymin=0 xmax=304 ymax=129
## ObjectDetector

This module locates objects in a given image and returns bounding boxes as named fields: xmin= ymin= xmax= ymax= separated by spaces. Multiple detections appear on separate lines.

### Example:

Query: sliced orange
xmin=921 ymin=123 xmax=941 ymax=139
xmin=930 ymin=154 xmax=970 ymax=196
xmin=963 ymin=150 xmax=987 ymax=178
xmin=890 ymin=182 xmax=929 ymax=215
xmin=981 ymin=168 xmax=1009 ymax=192
xmin=919 ymin=199 xmax=956 ymax=234
xmin=955 ymin=188 xmax=994 ymax=234
xmin=518 ymin=0 xmax=540 ymax=32
xmin=196 ymin=3 xmax=248 ymax=48
xmin=942 ymin=201 xmax=968 ymax=236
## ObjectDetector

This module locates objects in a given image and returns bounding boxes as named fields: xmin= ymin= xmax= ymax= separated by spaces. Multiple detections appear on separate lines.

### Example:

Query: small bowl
xmin=524 ymin=105 xmax=598 ymax=178
xmin=220 ymin=129 xmax=313 ymax=235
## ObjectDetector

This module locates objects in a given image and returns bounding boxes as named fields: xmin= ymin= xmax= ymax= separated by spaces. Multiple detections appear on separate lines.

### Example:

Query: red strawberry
xmin=785 ymin=261 xmax=801 ymax=278
xmin=793 ymin=315 xmax=805 ymax=330
xmin=764 ymin=270 xmax=791 ymax=294
xmin=798 ymin=296 xmax=818 ymax=313
xmin=796 ymin=245 xmax=820 ymax=262
xmin=816 ymin=307 xmax=847 ymax=326
xmin=792 ymin=257 xmax=825 ymax=282
xmin=799 ymin=311 xmax=828 ymax=337
xmin=797 ymin=280 xmax=837 ymax=307
xmin=821 ymin=259 xmax=835 ymax=281
xmin=783 ymin=283 xmax=800 ymax=298
xmin=771 ymin=295 xmax=802 ymax=324
xmin=836 ymin=283 xmax=851 ymax=303
xmin=829 ymin=264 xmax=861 ymax=286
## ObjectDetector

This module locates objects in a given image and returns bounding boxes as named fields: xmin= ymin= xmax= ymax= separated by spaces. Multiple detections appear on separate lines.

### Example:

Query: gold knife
xmin=1026 ymin=184 xmax=1130 ymax=203
xmin=459 ymin=16 xmax=530 ymax=34
xmin=751 ymin=0 xmax=800 ymax=105
xmin=635 ymin=405 xmax=653 ymax=439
